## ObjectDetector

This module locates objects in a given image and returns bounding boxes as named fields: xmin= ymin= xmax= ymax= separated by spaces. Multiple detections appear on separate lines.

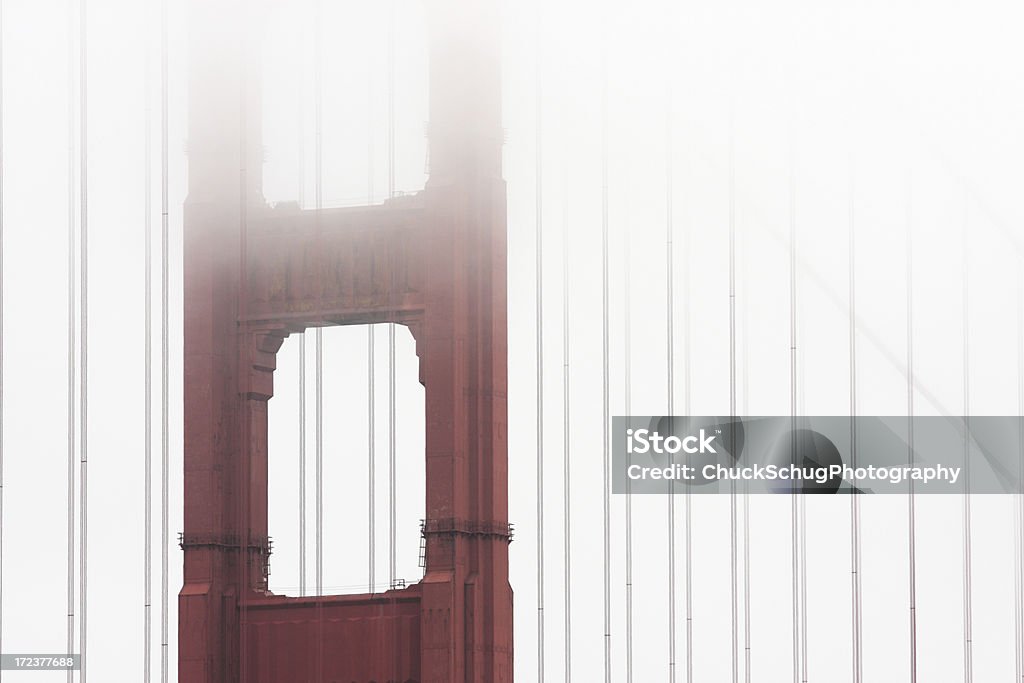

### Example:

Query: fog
xmin=1 ymin=0 xmax=1023 ymax=680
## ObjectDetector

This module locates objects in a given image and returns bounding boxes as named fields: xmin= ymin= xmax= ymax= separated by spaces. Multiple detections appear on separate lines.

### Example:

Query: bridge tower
xmin=179 ymin=1 xmax=512 ymax=680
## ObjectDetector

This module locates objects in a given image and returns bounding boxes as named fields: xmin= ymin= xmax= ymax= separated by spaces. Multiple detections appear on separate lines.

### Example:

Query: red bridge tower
xmin=179 ymin=1 xmax=512 ymax=680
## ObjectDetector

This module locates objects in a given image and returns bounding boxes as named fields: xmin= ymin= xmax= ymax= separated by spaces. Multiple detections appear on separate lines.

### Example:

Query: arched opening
xmin=267 ymin=323 xmax=425 ymax=596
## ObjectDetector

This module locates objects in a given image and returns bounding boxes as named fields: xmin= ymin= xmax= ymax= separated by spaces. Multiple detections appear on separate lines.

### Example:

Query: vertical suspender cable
xmin=367 ymin=325 xmax=374 ymax=593
xmin=297 ymin=9 xmax=309 ymax=598
xmin=313 ymin=1 xmax=323 ymax=678
xmin=315 ymin=329 xmax=323 ymax=585
xmin=625 ymin=23 xmax=644 ymax=683
xmin=0 ymin=0 xmax=4 ymax=675
xmin=600 ymin=5 xmax=611 ymax=680
xmin=906 ymin=174 xmax=917 ymax=683
xmin=159 ymin=0 xmax=170 ymax=678
xmin=0 ymin=0 xmax=4 ymax=673
xmin=66 ymin=0 xmax=76 ymax=675
xmin=144 ymin=2 xmax=153 ymax=677
xmin=666 ymin=46 xmax=677 ymax=683
xmin=1015 ymin=260 xmax=1023 ymax=683
xmin=798 ymin=182 xmax=808 ymax=683
xmin=296 ymin=6 xmax=308 ymax=598
xmin=237 ymin=9 xmax=251 ymax=681
xmin=534 ymin=2 xmax=545 ymax=677
xmin=624 ymin=168 xmax=633 ymax=683
xmin=78 ymin=0 xmax=89 ymax=675
xmin=387 ymin=0 xmax=397 ymax=591
xmin=367 ymin=57 xmax=375 ymax=596
xmin=386 ymin=0 xmax=395 ymax=203
xmin=385 ymin=0 xmax=398 ymax=670
xmin=728 ymin=111 xmax=739 ymax=683
xmin=365 ymin=2 xmax=376 ymax=598
xmin=387 ymin=322 xmax=395 ymax=585
xmin=683 ymin=126 xmax=692 ymax=683
xmin=962 ymin=193 xmax=973 ymax=683
xmin=800 ymin=418 xmax=807 ymax=681
xmin=849 ymin=164 xmax=862 ymax=683
xmin=788 ymin=138 xmax=800 ymax=683
xmin=299 ymin=337 xmax=306 ymax=595
xmin=562 ymin=138 xmax=572 ymax=683
xmin=741 ymin=166 xmax=751 ymax=683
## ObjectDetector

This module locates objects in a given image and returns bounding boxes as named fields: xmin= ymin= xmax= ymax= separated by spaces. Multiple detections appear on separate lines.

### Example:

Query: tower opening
xmin=267 ymin=323 xmax=425 ymax=597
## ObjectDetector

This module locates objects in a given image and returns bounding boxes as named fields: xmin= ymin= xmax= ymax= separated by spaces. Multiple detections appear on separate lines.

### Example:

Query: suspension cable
xmin=296 ymin=10 xmax=308 ymax=599
xmin=387 ymin=322 xmax=395 ymax=586
xmin=624 ymin=163 xmax=633 ymax=683
xmin=562 ymin=141 xmax=572 ymax=683
xmin=666 ymin=47 xmax=677 ymax=683
xmin=789 ymin=136 xmax=800 ymax=683
xmin=367 ymin=325 xmax=374 ymax=592
xmin=387 ymin=321 xmax=395 ymax=589
xmin=728 ymin=110 xmax=739 ymax=683
xmin=849 ymin=162 xmax=862 ymax=683
xmin=159 ymin=0 xmax=169 ymax=678
xmin=906 ymin=172 xmax=917 ymax=683
xmin=299 ymin=336 xmax=306 ymax=596
xmin=78 ymin=0 xmax=89 ymax=675
xmin=387 ymin=0 xmax=397 ymax=591
xmin=313 ymin=2 xmax=324 ymax=678
xmin=237 ymin=7 xmax=253 ymax=680
xmin=682 ymin=127 xmax=692 ymax=683
xmin=1015 ymin=260 xmax=1023 ymax=683
xmin=315 ymin=328 xmax=323 ymax=580
xmin=367 ymin=48 xmax=375 ymax=596
xmin=962 ymin=192 xmax=973 ymax=683
xmin=535 ymin=1 xmax=545 ymax=677
xmin=0 ymin=0 xmax=5 ymax=676
xmin=741 ymin=154 xmax=751 ymax=683
xmin=600 ymin=4 xmax=611 ymax=679
xmin=65 ymin=0 xmax=76 ymax=674
xmin=144 ymin=0 xmax=153 ymax=676
xmin=386 ymin=2 xmax=398 ymax=671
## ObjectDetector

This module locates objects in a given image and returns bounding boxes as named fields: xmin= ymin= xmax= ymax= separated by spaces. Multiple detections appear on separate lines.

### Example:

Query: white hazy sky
xmin=2 ymin=0 xmax=1024 ymax=681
